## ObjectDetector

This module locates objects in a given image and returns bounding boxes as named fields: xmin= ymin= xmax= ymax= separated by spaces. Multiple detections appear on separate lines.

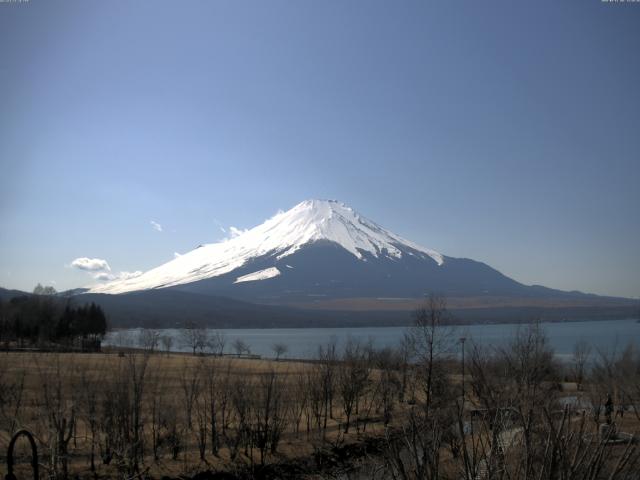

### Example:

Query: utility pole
xmin=459 ymin=336 xmax=466 ymax=406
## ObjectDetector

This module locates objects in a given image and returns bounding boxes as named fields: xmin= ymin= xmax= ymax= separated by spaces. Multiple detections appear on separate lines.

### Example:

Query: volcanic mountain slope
xmin=88 ymin=199 xmax=607 ymax=306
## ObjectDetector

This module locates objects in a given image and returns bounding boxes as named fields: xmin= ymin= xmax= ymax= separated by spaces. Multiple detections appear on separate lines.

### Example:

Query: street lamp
xmin=459 ymin=336 xmax=466 ymax=406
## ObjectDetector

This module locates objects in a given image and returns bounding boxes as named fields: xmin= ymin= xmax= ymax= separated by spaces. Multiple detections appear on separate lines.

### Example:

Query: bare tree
xmin=147 ymin=360 xmax=168 ymax=461
xmin=337 ymin=338 xmax=370 ymax=433
xmin=77 ymin=359 xmax=103 ymax=472
xmin=160 ymin=334 xmax=173 ymax=356
xmin=290 ymin=371 xmax=309 ymax=436
xmin=180 ymin=321 xmax=208 ymax=355
xmin=382 ymin=296 xmax=460 ymax=480
xmin=194 ymin=365 xmax=209 ymax=461
xmin=202 ymin=356 xmax=221 ymax=455
xmin=589 ymin=344 xmax=621 ymax=425
xmin=218 ymin=360 xmax=234 ymax=436
xmin=572 ymin=338 xmax=592 ymax=390
xmin=305 ymin=366 xmax=325 ymax=436
xmin=138 ymin=329 xmax=160 ymax=352
xmin=398 ymin=333 xmax=414 ymax=403
xmin=98 ymin=353 xmax=150 ymax=475
xmin=317 ymin=339 xmax=338 ymax=435
xmin=411 ymin=294 xmax=453 ymax=417
xmin=615 ymin=343 xmax=640 ymax=420
xmin=36 ymin=354 xmax=77 ymax=480
xmin=206 ymin=330 xmax=226 ymax=355
xmin=180 ymin=359 xmax=202 ymax=429
xmin=0 ymin=358 xmax=26 ymax=436
xmin=115 ymin=329 xmax=134 ymax=348
xmin=124 ymin=353 xmax=150 ymax=475
xmin=227 ymin=374 xmax=251 ymax=461
xmin=459 ymin=342 xmax=639 ymax=480
xmin=271 ymin=342 xmax=288 ymax=361
xmin=232 ymin=338 xmax=250 ymax=356
xmin=164 ymin=408 xmax=183 ymax=461
xmin=252 ymin=369 xmax=289 ymax=465
xmin=373 ymin=347 xmax=401 ymax=426
xmin=591 ymin=342 xmax=640 ymax=422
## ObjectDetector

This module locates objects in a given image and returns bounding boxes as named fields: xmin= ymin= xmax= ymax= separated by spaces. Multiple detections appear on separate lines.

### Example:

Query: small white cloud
xmin=94 ymin=272 xmax=116 ymax=281
xmin=71 ymin=257 xmax=111 ymax=272
xmin=150 ymin=220 xmax=163 ymax=232
xmin=174 ymin=252 xmax=182 ymax=258
xmin=229 ymin=226 xmax=248 ymax=238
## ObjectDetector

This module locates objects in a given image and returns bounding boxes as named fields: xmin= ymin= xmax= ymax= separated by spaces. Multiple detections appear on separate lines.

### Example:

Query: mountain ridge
xmin=89 ymin=199 xmax=444 ymax=294
xmin=84 ymin=200 xmax=635 ymax=307
xmin=6 ymin=199 xmax=635 ymax=327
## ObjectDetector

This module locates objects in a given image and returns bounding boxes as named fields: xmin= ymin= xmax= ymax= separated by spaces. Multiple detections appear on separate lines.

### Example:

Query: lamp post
xmin=459 ymin=336 xmax=466 ymax=406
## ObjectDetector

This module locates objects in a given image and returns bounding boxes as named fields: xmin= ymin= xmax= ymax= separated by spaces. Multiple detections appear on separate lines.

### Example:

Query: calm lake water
xmin=104 ymin=318 xmax=640 ymax=360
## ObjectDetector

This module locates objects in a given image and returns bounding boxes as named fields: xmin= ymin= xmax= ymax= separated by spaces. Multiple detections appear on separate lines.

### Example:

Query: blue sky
xmin=1 ymin=0 xmax=639 ymax=297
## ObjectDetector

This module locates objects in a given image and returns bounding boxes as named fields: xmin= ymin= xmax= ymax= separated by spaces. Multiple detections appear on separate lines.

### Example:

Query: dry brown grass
xmin=4 ymin=349 xmax=637 ymax=480
xmin=0 ymin=350 xmax=401 ymax=479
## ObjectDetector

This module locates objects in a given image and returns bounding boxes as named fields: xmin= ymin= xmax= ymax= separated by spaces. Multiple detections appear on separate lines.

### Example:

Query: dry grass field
xmin=0 ymin=349 xmax=407 ymax=479
xmin=1 ymin=321 xmax=639 ymax=480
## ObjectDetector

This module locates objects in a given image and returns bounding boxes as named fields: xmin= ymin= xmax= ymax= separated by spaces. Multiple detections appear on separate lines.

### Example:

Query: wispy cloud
xmin=229 ymin=226 xmax=248 ymax=238
xmin=118 ymin=270 xmax=143 ymax=280
xmin=71 ymin=257 xmax=111 ymax=272
xmin=94 ymin=270 xmax=143 ymax=282
xmin=217 ymin=225 xmax=248 ymax=242
xmin=213 ymin=218 xmax=227 ymax=236
xmin=150 ymin=220 xmax=163 ymax=232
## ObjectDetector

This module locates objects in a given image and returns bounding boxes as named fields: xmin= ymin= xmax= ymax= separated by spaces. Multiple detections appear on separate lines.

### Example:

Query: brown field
xmin=1 ymin=338 xmax=639 ymax=480
xmin=0 ymin=350 xmax=404 ymax=479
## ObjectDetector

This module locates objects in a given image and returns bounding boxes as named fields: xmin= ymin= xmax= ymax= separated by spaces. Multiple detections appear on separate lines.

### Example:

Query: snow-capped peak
xmin=88 ymin=199 xmax=443 ymax=294
xmin=264 ymin=199 xmax=443 ymax=263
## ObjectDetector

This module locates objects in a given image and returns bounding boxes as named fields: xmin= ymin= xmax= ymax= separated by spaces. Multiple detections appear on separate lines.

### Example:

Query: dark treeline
xmin=0 ymin=290 xmax=107 ymax=348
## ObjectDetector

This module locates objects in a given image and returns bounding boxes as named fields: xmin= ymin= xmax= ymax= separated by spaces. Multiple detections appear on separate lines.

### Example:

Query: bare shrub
xmin=138 ymin=329 xmax=160 ymax=353
xmin=271 ymin=342 xmax=288 ymax=361
xmin=337 ymin=338 xmax=370 ymax=433
xmin=180 ymin=358 xmax=201 ymax=430
xmin=180 ymin=321 xmax=208 ymax=355
xmin=35 ymin=354 xmax=77 ymax=480
xmin=0 ymin=358 xmax=26 ymax=436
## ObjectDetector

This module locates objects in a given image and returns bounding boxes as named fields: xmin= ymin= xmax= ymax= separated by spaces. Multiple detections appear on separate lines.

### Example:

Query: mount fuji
xmin=89 ymin=200 xmax=592 ymax=303
xmin=90 ymin=199 xmax=445 ymax=296
xmin=68 ymin=199 xmax=637 ymax=327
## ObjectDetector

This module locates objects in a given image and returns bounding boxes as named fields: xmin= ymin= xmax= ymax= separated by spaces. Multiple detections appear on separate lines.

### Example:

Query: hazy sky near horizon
xmin=1 ymin=0 xmax=639 ymax=298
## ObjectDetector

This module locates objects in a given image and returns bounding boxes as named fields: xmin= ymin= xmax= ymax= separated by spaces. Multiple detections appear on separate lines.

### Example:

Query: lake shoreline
xmin=104 ymin=318 xmax=640 ymax=360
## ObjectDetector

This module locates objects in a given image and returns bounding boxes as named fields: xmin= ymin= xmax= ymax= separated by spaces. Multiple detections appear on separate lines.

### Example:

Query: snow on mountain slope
xmin=88 ymin=199 xmax=443 ymax=294
xmin=234 ymin=267 xmax=281 ymax=284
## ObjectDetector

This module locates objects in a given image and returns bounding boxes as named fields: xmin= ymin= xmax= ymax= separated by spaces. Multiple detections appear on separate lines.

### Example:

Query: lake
xmin=104 ymin=318 xmax=640 ymax=360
